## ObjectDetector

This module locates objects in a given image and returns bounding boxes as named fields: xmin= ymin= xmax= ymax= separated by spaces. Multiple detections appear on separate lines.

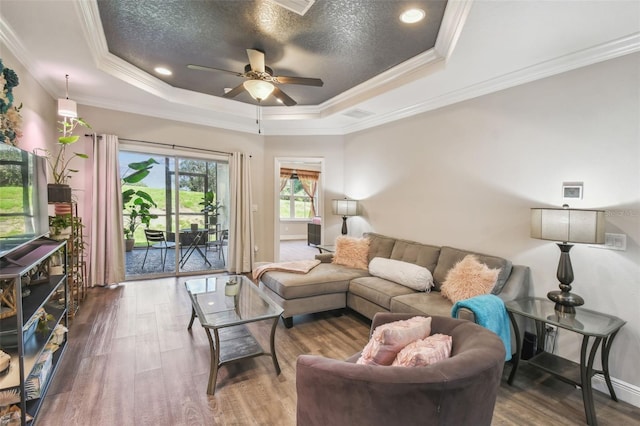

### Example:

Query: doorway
xmin=120 ymin=149 xmax=230 ymax=279
xmin=274 ymin=157 xmax=324 ymax=262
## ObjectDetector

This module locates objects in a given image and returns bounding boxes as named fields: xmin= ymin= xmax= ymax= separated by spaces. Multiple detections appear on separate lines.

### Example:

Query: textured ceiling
xmin=97 ymin=0 xmax=447 ymax=106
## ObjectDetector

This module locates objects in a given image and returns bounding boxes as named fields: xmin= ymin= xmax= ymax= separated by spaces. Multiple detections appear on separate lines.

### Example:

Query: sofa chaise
xmin=259 ymin=233 xmax=530 ymax=328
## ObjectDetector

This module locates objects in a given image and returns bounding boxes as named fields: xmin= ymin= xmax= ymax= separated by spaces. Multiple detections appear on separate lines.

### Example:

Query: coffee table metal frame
xmin=185 ymin=275 xmax=283 ymax=395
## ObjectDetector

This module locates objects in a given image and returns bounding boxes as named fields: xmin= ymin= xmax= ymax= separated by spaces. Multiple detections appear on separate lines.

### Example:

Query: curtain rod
xmin=87 ymin=134 xmax=233 ymax=156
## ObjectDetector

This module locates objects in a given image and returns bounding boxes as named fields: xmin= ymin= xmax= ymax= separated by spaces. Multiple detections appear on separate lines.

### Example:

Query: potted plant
xmin=49 ymin=214 xmax=72 ymax=239
xmin=39 ymin=116 xmax=91 ymax=202
xmin=122 ymin=158 xmax=158 ymax=251
xmin=200 ymin=190 xmax=221 ymax=225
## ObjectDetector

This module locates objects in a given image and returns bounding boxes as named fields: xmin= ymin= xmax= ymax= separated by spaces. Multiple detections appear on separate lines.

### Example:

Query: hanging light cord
xmin=256 ymin=101 xmax=263 ymax=134
xmin=65 ymin=74 xmax=70 ymax=99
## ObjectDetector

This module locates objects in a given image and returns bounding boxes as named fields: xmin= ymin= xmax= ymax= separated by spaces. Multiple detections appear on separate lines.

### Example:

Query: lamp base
xmin=547 ymin=290 xmax=584 ymax=315
xmin=341 ymin=216 xmax=348 ymax=235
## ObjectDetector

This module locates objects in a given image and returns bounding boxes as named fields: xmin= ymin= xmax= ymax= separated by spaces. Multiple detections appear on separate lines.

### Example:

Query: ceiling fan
xmin=188 ymin=49 xmax=323 ymax=106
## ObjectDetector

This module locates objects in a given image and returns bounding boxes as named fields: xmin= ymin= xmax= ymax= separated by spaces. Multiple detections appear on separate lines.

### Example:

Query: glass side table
xmin=505 ymin=297 xmax=626 ymax=426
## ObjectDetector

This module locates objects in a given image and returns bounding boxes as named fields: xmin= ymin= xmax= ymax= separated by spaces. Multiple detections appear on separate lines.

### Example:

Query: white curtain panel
xmin=90 ymin=134 xmax=125 ymax=285
xmin=228 ymin=152 xmax=254 ymax=273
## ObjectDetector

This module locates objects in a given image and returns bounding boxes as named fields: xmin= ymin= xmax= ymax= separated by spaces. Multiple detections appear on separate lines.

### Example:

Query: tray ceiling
xmin=1 ymin=1 xmax=638 ymax=135
xmin=96 ymin=0 xmax=448 ymax=107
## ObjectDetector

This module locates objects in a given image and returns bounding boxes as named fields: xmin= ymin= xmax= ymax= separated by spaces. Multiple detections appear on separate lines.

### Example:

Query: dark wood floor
xmin=37 ymin=276 xmax=639 ymax=426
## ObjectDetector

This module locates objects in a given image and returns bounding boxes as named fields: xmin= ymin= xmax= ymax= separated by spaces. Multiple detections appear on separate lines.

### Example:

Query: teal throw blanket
xmin=451 ymin=294 xmax=512 ymax=361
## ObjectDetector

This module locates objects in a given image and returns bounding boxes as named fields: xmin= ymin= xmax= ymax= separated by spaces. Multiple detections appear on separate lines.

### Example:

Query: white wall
xmin=344 ymin=53 xmax=640 ymax=394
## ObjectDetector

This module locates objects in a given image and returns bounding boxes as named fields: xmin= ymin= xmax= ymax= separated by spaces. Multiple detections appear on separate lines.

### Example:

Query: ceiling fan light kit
xmin=188 ymin=48 xmax=323 ymax=107
xmin=244 ymin=80 xmax=275 ymax=101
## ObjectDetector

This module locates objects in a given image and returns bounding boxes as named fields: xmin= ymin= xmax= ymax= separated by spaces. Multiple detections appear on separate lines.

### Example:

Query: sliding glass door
xmin=120 ymin=149 xmax=229 ymax=279
xmin=171 ymin=157 xmax=229 ymax=274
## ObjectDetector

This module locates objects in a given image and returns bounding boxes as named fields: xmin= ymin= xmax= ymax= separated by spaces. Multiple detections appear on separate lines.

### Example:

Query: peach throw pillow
xmin=392 ymin=333 xmax=453 ymax=367
xmin=441 ymin=255 xmax=500 ymax=303
xmin=332 ymin=236 xmax=370 ymax=270
xmin=357 ymin=316 xmax=432 ymax=366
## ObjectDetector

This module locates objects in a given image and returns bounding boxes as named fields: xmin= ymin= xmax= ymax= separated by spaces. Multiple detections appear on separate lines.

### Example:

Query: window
xmin=280 ymin=178 xmax=315 ymax=219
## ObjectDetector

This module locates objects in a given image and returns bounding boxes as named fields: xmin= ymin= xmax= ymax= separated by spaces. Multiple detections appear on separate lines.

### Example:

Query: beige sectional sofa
xmin=259 ymin=233 xmax=530 ymax=328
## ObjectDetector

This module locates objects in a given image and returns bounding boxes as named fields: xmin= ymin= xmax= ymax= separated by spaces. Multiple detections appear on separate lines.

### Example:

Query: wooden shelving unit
xmin=49 ymin=203 xmax=86 ymax=319
xmin=0 ymin=237 xmax=68 ymax=425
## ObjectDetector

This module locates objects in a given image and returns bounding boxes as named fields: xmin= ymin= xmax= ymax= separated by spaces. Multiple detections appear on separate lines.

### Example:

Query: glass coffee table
xmin=185 ymin=275 xmax=283 ymax=395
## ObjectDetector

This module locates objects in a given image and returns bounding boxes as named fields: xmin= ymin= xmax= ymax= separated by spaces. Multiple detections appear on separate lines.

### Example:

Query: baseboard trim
xmin=280 ymin=235 xmax=307 ymax=241
xmin=592 ymin=374 xmax=640 ymax=408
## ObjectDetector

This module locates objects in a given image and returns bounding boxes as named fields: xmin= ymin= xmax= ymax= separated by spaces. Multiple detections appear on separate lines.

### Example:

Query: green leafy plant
xmin=38 ymin=117 xmax=91 ymax=184
xmin=200 ymin=190 xmax=221 ymax=214
xmin=48 ymin=214 xmax=72 ymax=236
xmin=122 ymin=158 xmax=159 ymax=240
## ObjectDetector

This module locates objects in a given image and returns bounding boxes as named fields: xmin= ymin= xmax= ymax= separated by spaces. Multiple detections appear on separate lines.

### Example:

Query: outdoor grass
xmin=0 ymin=187 xmax=37 ymax=236
xmin=0 ymin=187 xmax=32 ymax=212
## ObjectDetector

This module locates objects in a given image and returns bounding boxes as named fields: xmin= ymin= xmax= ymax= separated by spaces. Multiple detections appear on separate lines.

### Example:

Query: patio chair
xmin=142 ymin=229 xmax=176 ymax=271
xmin=206 ymin=229 xmax=228 ymax=264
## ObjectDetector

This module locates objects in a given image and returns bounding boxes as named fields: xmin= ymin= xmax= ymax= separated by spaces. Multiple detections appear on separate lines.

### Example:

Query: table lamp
xmin=530 ymin=205 xmax=605 ymax=314
xmin=332 ymin=199 xmax=358 ymax=235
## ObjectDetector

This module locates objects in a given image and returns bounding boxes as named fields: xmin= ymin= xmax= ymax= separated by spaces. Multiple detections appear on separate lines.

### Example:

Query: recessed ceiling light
xmin=154 ymin=66 xmax=172 ymax=76
xmin=400 ymin=8 xmax=425 ymax=24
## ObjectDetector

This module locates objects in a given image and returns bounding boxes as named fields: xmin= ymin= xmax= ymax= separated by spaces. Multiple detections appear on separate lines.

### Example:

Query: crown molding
xmin=76 ymin=0 xmax=472 ymax=124
xmin=0 ymin=18 xmax=59 ymax=99
xmin=263 ymin=0 xmax=473 ymax=121
xmin=434 ymin=0 xmax=474 ymax=59
xmin=341 ymin=32 xmax=640 ymax=135
xmin=73 ymin=93 xmax=260 ymax=134
xmin=6 ymin=0 xmax=636 ymax=137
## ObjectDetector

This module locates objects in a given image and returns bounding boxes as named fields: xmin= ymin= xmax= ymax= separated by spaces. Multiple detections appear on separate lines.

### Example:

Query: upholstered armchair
xmin=296 ymin=313 xmax=505 ymax=426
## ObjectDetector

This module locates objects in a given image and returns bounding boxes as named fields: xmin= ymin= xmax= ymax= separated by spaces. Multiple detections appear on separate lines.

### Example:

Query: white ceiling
xmin=1 ymin=0 xmax=639 ymax=136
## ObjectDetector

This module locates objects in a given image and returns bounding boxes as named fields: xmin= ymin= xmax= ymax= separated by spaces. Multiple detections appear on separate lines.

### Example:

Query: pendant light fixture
xmin=57 ymin=74 xmax=78 ymax=118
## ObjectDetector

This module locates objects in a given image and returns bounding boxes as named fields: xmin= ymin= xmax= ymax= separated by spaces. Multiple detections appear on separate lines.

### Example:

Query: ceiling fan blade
xmin=222 ymin=83 xmax=247 ymax=99
xmin=246 ymin=49 xmax=265 ymax=73
xmin=187 ymin=64 xmax=244 ymax=77
xmin=274 ymin=76 xmax=324 ymax=87
xmin=272 ymin=86 xmax=297 ymax=106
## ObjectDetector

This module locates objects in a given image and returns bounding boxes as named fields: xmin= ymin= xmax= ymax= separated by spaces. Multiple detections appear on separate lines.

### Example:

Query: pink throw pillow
xmin=392 ymin=333 xmax=453 ymax=367
xmin=440 ymin=255 xmax=500 ymax=303
xmin=357 ymin=316 xmax=432 ymax=366
xmin=332 ymin=236 xmax=370 ymax=270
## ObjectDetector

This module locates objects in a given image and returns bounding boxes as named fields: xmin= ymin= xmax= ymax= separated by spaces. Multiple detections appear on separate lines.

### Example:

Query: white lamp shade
xmin=243 ymin=80 xmax=275 ymax=101
xmin=57 ymin=98 xmax=77 ymax=118
xmin=531 ymin=208 xmax=605 ymax=244
xmin=333 ymin=199 xmax=358 ymax=217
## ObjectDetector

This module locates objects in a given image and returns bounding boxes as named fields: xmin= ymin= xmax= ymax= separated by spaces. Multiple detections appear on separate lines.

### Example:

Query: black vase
xmin=47 ymin=183 xmax=72 ymax=203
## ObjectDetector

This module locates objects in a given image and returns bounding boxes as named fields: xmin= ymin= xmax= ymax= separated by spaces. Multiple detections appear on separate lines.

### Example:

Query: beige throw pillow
xmin=356 ymin=316 xmax=432 ymax=366
xmin=332 ymin=236 xmax=370 ymax=270
xmin=441 ymin=255 xmax=500 ymax=303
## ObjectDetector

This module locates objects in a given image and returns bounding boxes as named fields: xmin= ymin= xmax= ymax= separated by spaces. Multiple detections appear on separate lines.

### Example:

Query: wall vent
xmin=269 ymin=0 xmax=316 ymax=16
xmin=342 ymin=108 xmax=375 ymax=119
